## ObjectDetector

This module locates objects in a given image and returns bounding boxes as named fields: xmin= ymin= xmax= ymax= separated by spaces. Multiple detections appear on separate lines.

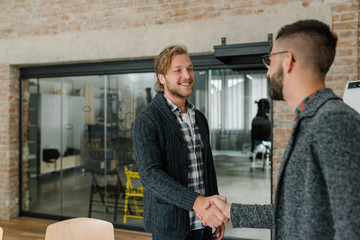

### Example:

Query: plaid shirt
xmin=164 ymin=96 xmax=206 ymax=231
xmin=294 ymin=91 xmax=317 ymax=120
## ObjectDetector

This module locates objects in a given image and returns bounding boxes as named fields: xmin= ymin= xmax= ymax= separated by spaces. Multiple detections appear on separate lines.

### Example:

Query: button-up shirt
xmin=164 ymin=95 xmax=205 ymax=231
xmin=295 ymin=91 xmax=317 ymax=120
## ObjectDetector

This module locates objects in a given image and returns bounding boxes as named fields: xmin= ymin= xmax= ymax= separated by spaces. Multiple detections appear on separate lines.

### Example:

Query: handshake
xmin=193 ymin=195 xmax=231 ymax=227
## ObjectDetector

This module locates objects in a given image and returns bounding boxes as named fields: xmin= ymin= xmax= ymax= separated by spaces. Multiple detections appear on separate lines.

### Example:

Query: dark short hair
xmin=276 ymin=19 xmax=338 ymax=74
xmin=153 ymin=44 xmax=188 ymax=92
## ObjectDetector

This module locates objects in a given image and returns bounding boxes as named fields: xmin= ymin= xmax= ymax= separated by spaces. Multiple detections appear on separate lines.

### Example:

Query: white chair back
xmin=45 ymin=217 xmax=114 ymax=240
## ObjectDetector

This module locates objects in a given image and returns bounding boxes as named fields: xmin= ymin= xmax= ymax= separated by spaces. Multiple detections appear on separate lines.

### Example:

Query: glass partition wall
xmin=22 ymin=73 xmax=156 ymax=228
xmin=21 ymin=69 xmax=271 ymax=239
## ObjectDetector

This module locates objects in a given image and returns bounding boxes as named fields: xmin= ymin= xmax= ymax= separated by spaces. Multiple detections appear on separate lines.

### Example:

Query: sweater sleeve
xmin=133 ymin=113 xmax=199 ymax=211
xmin=230 ymin=203 xmax=274 ymax=229
xmin=314 ymin=109 xmax=360 ymax=239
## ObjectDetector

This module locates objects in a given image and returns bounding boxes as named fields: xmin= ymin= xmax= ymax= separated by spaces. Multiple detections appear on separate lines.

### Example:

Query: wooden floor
xmin=0 ymin=217 xmax=151 ymax=240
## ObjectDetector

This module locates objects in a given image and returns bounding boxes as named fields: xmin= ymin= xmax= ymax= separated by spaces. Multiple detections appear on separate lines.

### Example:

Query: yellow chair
xmin=123 ymin=168 xmax=143 ymax=223
xmin=45 ymin=217 xmax=114 ymax=240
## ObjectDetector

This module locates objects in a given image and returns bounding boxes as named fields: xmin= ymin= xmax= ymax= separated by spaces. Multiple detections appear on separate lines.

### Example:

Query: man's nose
xmin=182 ymin=69 xmax=191 ymax=79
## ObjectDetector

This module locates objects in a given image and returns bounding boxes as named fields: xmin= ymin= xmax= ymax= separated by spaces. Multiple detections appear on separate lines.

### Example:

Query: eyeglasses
xmin=262 ymin=51 xmax=293 ymax=69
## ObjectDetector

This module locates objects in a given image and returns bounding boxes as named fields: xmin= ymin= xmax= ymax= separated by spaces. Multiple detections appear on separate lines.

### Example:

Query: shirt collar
xmin=294 ymin=91 xmax=317 ymax=120
xmin=163 ymin=95 xmax=196 ymax=115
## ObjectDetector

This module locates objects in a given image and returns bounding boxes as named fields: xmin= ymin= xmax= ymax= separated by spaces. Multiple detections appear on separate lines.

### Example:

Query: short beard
xmin=167 ymin=87 xmax=190 ymax=99
xmin=270 ymin=66 xmax=285 ymax=101
xmin=163 ymin=77 xmax=193 ymax=99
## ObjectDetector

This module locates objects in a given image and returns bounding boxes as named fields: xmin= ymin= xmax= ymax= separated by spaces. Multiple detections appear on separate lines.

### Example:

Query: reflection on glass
xmin=194 ymin=69 xmax=269 ymax=152
xmin=193 ymin=69 xmax=271 ymax=239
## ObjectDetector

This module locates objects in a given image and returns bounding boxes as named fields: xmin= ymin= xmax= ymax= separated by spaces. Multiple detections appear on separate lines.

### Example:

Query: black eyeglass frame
xmin=262 ymin=51 xmax=295 ymax=69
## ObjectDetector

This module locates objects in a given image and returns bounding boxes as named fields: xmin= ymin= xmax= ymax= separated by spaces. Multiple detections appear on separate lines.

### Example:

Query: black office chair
xmin=43 ymin=148 xmax=60 ymax=171
xmin=88 ymin=168 xmax=126 ymax=222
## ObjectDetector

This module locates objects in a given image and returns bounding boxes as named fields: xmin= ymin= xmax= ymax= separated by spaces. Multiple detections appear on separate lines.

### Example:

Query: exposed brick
xmin=301 ymin=1 xmax=309 ymax=7
xmin=334 ymin=56 xmax=358 ymax=65
xmin=0 ymin=65 xmax=20 ymax=220
xmin=337 ymin=38 xmax=358 ymax=47
xmin=338 ymin=30 xmax=356 ymax=38
xmin=333 ymin=21 xmax=358 ymax=31
xmin=332 ymin=3 xmax=359 ymax=12
xmin=340 ymin=12 xmax=356 ymax=21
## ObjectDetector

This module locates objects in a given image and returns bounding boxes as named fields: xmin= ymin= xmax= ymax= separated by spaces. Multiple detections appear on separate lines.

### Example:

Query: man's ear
xmin=158 ymin=74 xmax=166 ymax=84
xmin=283 ymin=52 xmax=294 ymax=73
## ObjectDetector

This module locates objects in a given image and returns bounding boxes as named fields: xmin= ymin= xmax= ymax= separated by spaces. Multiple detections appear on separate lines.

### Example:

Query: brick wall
xmin=329 ymin=2 xmax=360 ymax=94
xmin=0 ymin=1 xmax=334 ymax=64
xmin=1 ymin=0 xmax=290 ymax=39
xmin=0 ymin=65 xmax=20 ymax=219
xmin=0 ymin=0 xmax=358 ymax=219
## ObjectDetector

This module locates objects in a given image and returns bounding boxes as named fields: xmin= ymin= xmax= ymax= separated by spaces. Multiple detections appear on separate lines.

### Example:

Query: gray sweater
xmin=133 ymin=93 xmax=218 ymax=240
xmin=231 ymin=88 xmax=360 ymax=239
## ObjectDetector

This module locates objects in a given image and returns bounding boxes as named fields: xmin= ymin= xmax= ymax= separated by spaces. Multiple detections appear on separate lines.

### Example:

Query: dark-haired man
xmin=202 ymin=19 xmax=360 ymax=239
xmin=133 ymin=44 xmax=227 ymax=240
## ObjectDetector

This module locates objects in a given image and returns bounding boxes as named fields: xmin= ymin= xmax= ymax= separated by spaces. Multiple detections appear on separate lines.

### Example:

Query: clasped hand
xmin=193 ymin=195 xmax=229 ymax=227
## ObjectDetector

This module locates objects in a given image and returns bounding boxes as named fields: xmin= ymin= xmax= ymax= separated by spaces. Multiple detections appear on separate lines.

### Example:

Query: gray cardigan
xmin=231 ymin=88 xmax=360 ymax=239
xmin=132 ymin=93 xmax=218 ymax=240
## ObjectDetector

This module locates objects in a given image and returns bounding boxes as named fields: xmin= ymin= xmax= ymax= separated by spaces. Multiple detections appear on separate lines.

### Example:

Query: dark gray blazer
xmin=133 ymin=93 xmax=218 ymax=240
xmin=231 ymin=88 xmax=360 ymax=239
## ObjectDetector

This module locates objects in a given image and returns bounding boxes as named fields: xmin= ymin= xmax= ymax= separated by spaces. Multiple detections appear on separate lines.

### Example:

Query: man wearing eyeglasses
xmin=200 ymin=19 xmax=360 ymax=239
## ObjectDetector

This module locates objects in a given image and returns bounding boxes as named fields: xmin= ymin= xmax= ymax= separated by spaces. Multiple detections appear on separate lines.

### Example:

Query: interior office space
xmin=0 ymin=1 xmax=358 ymax=240
xmin=19 ymin=45 xmax=272 ymax=239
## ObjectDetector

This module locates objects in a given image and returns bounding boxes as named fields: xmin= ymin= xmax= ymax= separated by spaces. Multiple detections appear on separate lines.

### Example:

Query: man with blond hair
xmin=133 ymin=45 xmax=228 ymax=240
